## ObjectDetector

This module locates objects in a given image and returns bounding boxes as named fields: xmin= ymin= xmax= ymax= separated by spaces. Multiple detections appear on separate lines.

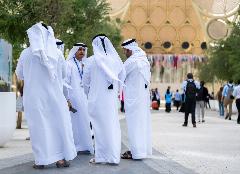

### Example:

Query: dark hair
xmin=166 ymin=89 xmax=170 ymax=94
xmin=220 ymin=87 xmax=223 ymax=91
xmin=229 ymin=80 xmax=233 ymax=84
xmin=176 ymin=89 xmax=179 ymax=92
xmin=200 ymin=81 xmax=205 ymax=86
xmin=238 ymin=80 xmax=240 ymax=85
xmin=187 ymin=73 xmax=193 ymax=79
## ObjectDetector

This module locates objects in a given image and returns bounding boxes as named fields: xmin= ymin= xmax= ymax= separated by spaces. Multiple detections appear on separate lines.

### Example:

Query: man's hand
xmin=67 ymin=100 xmax=72 ymax=109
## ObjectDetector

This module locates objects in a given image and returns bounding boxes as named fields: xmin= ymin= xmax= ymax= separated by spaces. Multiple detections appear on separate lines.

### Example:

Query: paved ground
xmin=0 ymin=109 xmax=239 ymax=174
xmin=151 ymin=109 xmax=240 ymax=174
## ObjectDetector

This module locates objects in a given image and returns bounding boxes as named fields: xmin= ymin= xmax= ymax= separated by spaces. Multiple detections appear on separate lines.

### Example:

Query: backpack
xmin=185 ymin=80 xmax=197 ymax=101
xmin=196 ymin=87 xmax=204 ymax=101
xmin=226 ymin=85 xmax=234 ymax=99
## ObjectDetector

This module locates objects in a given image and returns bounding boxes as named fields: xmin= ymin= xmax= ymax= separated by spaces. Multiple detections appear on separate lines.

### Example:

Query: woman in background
xmin=165 ymin=87 xmax=172 ymax=112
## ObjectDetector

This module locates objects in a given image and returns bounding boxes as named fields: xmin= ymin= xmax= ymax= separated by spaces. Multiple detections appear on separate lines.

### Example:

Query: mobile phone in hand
xmin=69 ymin=106 xmax=77 ymax=113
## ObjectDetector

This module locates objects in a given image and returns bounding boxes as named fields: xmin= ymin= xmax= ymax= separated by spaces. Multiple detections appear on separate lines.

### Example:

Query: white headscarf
xmin=67 ymin=43 xmax=88 ymax=62
xmin=56 ymin=39 xmax=65 ymax=53
xmin=122 ymin=39 xmax=151 ymax=84
xmin=27 ymin=22 xmax=59 ymax=80
xmin=122 ymin=38 xmax=146 ymax=57
xmin=92 ymin=34 xmax=124 ymax=83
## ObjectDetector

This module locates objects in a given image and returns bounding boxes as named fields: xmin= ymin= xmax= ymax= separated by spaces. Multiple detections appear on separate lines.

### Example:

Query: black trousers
xmin=236 ymin=99 xmax=240 ymax=123
xmin=184 ymin=100 xmax=196 ymax=124
xmin=175 ymin=101 xmax=181 ymax=110
xmin=120 ymin=101 xmax=125 ymax=112
xmin=165 ymin=103 xmax=171 ymax=112
xmin=157 ymin=100 xmax=160 ymax=107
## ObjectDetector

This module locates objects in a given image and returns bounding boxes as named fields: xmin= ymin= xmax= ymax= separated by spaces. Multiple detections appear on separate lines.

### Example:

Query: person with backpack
xmin=222 ymin=80 xmax=235 ymax=120
xmin=196 ymin=81 xmax=209 ymax=123
xmin=182 ymin=73 xmax=200 ymax=128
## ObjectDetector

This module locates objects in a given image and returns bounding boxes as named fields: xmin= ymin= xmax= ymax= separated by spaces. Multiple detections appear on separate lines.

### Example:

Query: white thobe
xmin=63 ymin=58 xmax=93 ymax=153
xmin=82 ymin=56 xmax=122 ymax=164
xmin=124 ymin=56 xmax=152 ymax=159
xmin=15 ymin=48 xmax=77 ymax=165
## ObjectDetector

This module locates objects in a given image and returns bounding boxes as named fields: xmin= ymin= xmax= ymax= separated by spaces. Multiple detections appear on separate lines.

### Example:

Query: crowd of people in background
xmin=149 ymin=74 xmax=240 ymax=126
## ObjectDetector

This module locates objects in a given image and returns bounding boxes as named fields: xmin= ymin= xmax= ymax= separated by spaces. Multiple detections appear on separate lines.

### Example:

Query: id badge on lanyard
xmin=74 ymin=57 xmax=83 ymax=87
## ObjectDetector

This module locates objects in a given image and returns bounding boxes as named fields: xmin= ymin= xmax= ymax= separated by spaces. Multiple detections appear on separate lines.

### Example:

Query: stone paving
xmin=150 ymin=109 xmax=240 ymax=174
xmin=0 ymin=109 xmax=239 ymax=174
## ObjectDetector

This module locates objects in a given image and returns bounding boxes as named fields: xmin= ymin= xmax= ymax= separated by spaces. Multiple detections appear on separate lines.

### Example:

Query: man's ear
xmin=129 ymin=50 xmax=133 ymax=55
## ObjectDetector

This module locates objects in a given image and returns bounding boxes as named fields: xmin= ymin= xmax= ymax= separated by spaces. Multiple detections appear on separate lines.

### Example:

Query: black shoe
xmin=182 ymin=123 xmax=187 ymax=127
xmin=193 ymin=124 xmax=197 ymax=128
xmin=225 ymin=114 xmax=229 ymax=120
xmin=202 ymin=120 xmax=205 ymax=123
xmin=33 ymin=164 xmax=44 ymax=169
xmin=121 ymin=150 xmax=133 ymax=159
xmin=237 ymin=121 xmax=240 ymax=124
xmin=229 ymin=117 xmax=231 ymax=120
xmin=56 ymin=160 xmax=70 ymax=168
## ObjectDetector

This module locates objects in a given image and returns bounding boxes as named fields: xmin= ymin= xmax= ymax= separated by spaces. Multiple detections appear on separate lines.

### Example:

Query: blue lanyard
xmin=73 ymin=57 xmax=83 ymax=80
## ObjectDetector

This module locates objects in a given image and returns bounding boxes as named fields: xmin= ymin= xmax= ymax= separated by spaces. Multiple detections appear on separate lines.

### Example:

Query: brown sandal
xmin=56 ymin=159 xmax=70 ymax=168
xmin=121 ymin=151 xmax=132 ymax=159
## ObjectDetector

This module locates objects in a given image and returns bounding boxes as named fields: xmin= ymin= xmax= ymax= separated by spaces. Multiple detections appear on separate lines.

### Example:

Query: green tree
xmin=198 ymin=19 xmax=240 ymax=82
xmin=0 ymin=0 xmax=122 ymax=71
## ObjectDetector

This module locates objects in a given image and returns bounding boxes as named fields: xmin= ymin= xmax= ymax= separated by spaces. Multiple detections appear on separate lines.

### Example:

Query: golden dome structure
xmin=108 ymin=0 xmax=206 ymax=54
xmin=108 ymin=0 xmax=240 ymax=54
xmin=107 ymin=0 xmax=240 ymax=90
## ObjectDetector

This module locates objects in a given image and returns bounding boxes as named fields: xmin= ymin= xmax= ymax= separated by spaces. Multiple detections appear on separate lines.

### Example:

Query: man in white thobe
xmin=55 ymin=39 xmax=67 ymax=90
xmin=15 ymin=23 xmax=76 ymax=169
xmin=83 ymin=34 xmax=125 ymax=164
xmin=121 ymin=39 xmax=152 ymax=160
xmin=64 ymin=43 xmax=93 ymax=154
xmin=56 ymin=39 xmax=65 ymax=53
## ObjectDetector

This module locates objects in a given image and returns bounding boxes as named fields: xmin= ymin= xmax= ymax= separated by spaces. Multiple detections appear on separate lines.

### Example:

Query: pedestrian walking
xmin=174 ymin=89 xmax=181 ymax=111
xmin=216 ymin=87 xmax=224 ymax=116
xmin=165 ymin=88 xmax=172 ymax=113
xmin=182 ymin=73 xmax=200 ymax=128
xmin=196 ymin=81 xmax=208 ymax=123
xmin=222 ymin=80 xmax=234 ymax=120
